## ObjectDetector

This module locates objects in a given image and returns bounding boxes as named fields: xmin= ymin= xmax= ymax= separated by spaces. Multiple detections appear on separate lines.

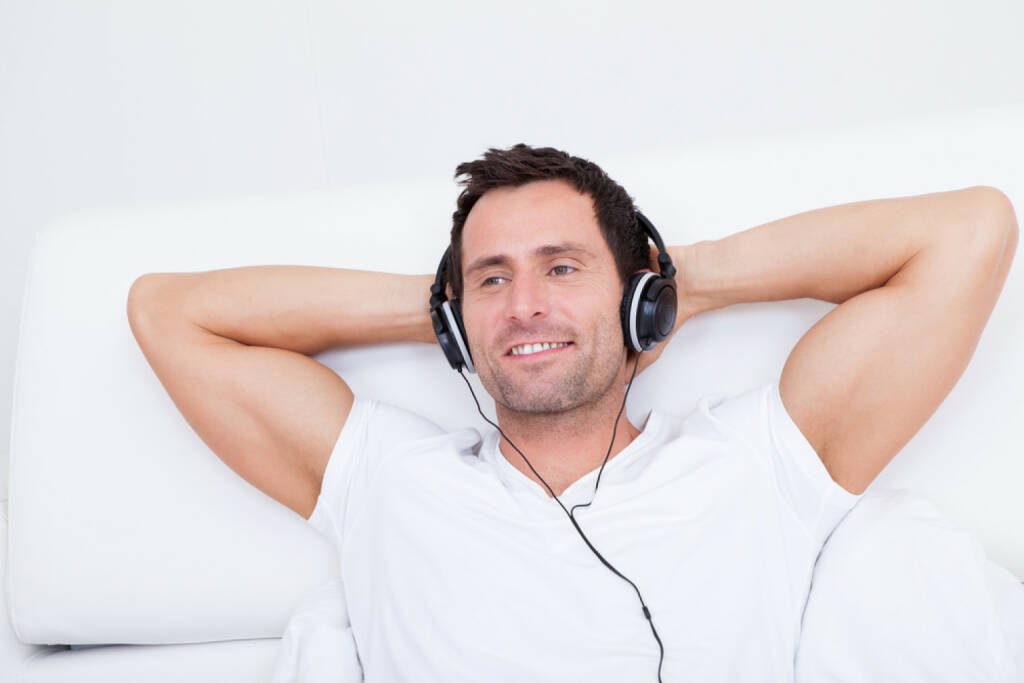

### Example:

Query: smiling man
xmin=127 ymin=144 xmax=1018 ymax=682
xmin=456 ymin=177 xmax=649 ymax=495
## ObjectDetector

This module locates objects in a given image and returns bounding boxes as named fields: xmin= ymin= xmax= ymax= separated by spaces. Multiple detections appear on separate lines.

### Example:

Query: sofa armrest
xmin=2 ymin=499 xmax=68 ymax=677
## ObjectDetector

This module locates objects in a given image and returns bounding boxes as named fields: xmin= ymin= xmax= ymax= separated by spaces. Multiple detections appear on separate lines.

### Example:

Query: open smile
xmin=506 ymin=341 xmax=574 ymax=357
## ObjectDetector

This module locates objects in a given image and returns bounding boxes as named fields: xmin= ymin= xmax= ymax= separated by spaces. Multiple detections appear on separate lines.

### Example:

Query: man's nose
xmin=504 ymin=274 xmax=550 ymax=322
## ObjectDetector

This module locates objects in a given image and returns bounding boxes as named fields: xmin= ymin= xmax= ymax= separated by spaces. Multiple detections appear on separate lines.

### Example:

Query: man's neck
xmin=493 ymin=386 xmax=642 ymax=498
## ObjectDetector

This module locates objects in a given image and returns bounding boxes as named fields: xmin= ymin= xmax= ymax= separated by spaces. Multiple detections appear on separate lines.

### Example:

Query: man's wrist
xmin=397 ymin=273 xmax=438 ymax=345
xmin=669 ymin=242 xmax=716 ymax=320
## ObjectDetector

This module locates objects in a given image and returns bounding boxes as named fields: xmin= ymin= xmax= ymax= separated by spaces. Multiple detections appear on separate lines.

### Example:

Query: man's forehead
xmin=461 ymin=180 xmax=602 ymax=260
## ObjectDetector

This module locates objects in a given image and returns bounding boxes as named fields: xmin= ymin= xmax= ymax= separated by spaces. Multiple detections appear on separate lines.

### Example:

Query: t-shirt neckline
xmin=481 ymin=410 xmax=664 ymax=506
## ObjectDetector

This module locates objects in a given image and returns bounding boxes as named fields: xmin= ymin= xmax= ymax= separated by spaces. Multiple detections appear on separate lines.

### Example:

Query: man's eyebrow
xmin=535 ymin=242 xmax=594 ymax=258
xmin=464 ymin=242 xmax=596 ymax=277
xmin=464 ymin=254 xmax=510 ymax=278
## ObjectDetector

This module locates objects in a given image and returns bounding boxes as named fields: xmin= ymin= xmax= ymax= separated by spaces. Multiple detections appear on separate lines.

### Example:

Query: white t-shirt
xmin=299 ymin=378 xmax=863 ymax=682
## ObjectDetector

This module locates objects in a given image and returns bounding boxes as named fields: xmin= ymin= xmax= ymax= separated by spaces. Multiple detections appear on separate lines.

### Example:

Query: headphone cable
xmin=457 ymin=354 xmax=665 ymax=682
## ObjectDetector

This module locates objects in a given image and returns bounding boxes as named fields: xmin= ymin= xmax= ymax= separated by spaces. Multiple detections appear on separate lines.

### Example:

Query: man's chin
xmin=498 ymin=398 xmax=580 ymax=416
xmin=490 ymin=379 xmax=587 ymax=415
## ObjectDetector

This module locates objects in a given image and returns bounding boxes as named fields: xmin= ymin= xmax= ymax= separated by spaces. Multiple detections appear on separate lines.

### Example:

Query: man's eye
xmin=482 ymin=276 xmax=508 ymax=286
xmin=551 ymin=265 xmax=576 ymax=276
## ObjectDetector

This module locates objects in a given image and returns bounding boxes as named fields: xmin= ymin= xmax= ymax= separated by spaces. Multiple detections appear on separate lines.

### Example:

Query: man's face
xmin=459 ymin=179 xmax=627 ymax=415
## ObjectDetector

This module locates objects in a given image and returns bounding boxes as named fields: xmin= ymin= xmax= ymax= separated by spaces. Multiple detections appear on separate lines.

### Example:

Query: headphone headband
xmin=636 ymin=211 xmax=676 ymax=280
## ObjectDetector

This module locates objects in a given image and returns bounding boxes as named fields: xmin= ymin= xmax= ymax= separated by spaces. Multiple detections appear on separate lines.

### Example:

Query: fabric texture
xmin=273 ymin=378 xmax=866 ymax=682
xmin=268 ymin=577 xmax=362 ymax=683
xmin=795 ymin=487 xmax=1024 ymax=682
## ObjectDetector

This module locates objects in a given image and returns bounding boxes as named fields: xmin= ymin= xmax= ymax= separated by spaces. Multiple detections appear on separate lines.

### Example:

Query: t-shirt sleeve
xmin=702 ymin=378 xmax=864 ymax=551
xmin=306 ymin=398 xmax=445 ymax=547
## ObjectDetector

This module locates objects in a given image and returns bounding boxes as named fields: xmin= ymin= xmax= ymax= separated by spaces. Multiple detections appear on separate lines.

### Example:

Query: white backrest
xmin=9 ymin=103 xmax=1023 ymax=645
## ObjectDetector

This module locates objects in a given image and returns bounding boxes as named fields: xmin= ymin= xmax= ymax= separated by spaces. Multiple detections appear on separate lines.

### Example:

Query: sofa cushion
xmin=15 ymin=638 xmax=279 ymax=683
xmin=796 ymin=488 xmax=1024 ymax=681
xmin=2 ymin=500 xmax=69 ymax=675
xmin=8 ymin=103 xmax=1024 ymax=645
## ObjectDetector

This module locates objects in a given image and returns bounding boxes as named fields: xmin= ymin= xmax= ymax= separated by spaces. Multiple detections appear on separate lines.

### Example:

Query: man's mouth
xmin=507 ymin=341 xmax=573 ymax=357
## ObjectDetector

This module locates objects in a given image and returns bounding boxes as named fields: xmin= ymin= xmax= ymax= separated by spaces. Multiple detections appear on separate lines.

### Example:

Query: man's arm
xmin=127 ymin=266 xmax=435 ymax=518
xmin=669 ymin=186 xmax=1018 ymax=494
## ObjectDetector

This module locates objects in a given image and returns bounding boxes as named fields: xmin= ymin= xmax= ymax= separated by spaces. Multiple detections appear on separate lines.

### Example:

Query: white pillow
xmin=795 ymin=487 xmax=1024 ymax=682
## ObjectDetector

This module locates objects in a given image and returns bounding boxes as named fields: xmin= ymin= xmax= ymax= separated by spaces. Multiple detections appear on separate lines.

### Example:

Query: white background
xmin=2 ymin=0 xmax=1023 ymax=496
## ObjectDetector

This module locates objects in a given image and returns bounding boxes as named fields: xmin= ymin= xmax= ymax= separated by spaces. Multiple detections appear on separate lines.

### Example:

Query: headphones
xmin=429 ymin=211 xmax=678 ymax=373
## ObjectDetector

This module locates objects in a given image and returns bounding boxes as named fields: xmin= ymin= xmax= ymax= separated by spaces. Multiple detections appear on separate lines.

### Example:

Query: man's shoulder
xmin=309 ymin=398 xmax=482 ymax=535
xmin=643 ymin=381 xmax=778 ymax=457
xmin=353 ymin=397 xmax=444 ymax=435
xmin=349 ymin=397 xmax=481 ymax=457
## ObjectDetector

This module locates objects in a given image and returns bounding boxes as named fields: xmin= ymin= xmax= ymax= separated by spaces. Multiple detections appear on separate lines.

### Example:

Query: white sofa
xmin=5 ymin=103 xmax=1024 ymax=681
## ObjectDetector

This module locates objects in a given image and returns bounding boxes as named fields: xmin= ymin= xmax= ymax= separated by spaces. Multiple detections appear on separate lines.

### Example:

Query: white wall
xmin=2 ymin=0 xmax=1023 ymax=496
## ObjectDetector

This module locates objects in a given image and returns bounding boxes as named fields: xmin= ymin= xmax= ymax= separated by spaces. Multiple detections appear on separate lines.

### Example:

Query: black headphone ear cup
xmin=637 ymin=277 xmax=678 ymax=347
xmin=430 ymin=304 xmax=465 ymax=371
xmin=620 ymin=272 xmax=649 ymax=352
xmin=621 ymin=273 xmax=678 ymax=352
xmin=428 ymin=245 xmax=478 ymax=373
xmin=447 ymin=299 xmax=475 ymax=373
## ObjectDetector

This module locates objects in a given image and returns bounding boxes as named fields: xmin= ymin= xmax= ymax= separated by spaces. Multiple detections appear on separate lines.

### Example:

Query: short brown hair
xmin=447 ymin=144 xmax=648 ymax=298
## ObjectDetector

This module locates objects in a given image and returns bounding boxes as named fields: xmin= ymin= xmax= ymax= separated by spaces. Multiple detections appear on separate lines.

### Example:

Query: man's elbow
xmin=971 ymin=185 xmax=1018 ymax=236
xmin=949 ymin=186 xmax=1019 ymax=265
xmin=126 ymin=273 xmax=189 ymax=338
xmin=960 ymin=186 xmax=1019 ymax=292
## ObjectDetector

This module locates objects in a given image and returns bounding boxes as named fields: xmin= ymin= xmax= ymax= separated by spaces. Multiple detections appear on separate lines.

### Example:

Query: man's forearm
xmin=673 ymin=186 xmax=1008 ymax=318
xmin=129 ymin=266 xmax=436 ymax=356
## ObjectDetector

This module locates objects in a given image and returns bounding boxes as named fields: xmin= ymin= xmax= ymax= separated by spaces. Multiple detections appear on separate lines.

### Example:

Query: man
xmin=127 ymin=144 xmax=1018 ymax=681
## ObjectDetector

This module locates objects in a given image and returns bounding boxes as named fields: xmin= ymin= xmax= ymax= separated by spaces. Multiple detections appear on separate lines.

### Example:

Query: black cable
xmin=458 ymin=354 xmax=665 ymax=682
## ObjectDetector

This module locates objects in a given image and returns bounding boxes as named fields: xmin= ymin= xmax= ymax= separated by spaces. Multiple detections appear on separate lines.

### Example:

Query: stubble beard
xmin=479 ymin=321 xmax=625 ymax=416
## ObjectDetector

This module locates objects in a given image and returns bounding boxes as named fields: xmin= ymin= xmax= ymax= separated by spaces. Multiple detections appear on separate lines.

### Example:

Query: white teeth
xmin=511 ymin=342 xmax=569 ymax=356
